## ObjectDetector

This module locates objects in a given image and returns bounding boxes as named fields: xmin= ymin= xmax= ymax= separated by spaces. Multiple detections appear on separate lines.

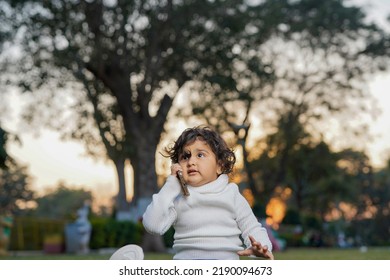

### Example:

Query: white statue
xmin=65 ymin=202 xmax=91 ymax=254
xmin=75 ymin=202 xmax=92 ymax=254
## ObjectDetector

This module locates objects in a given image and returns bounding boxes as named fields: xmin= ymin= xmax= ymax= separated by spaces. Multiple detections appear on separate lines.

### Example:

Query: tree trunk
xmin=241 ymin=140 xmax=258 ymax=197
xmin=130 ymin=131 xmax=159 ymax=208
xmin=232 ymin=123 xmax=258 ymax=197
xmin=113 ymin=158 xmax=129 ymax=212
xmin=129 ymin=130 xmax=166 ymax=253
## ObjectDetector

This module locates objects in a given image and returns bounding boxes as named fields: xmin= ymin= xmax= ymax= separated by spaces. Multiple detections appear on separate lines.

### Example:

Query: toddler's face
xmin=178 ymin=139 xmax=222 ymax=187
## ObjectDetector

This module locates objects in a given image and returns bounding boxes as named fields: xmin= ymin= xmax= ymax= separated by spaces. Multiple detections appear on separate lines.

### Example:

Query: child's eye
xmin=197 ymin=153 xmax=204 ymax=158
xmin=180 ymin=152 xmax=191 ymax=161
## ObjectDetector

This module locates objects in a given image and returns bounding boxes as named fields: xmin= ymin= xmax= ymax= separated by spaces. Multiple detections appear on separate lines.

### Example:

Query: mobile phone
xmin=177 ymin=171 xmax=190 ymax=196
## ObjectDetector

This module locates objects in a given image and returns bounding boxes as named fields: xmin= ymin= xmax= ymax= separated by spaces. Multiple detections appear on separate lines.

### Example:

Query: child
xmin=143 ymin=126 xmax=274 ymax=260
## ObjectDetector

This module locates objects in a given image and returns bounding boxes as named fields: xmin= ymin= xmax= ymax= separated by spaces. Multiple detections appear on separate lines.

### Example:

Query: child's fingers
xmin=246 ymin=236 xmax=274 ymax=259
xmin=237 ymin=248 xmax=252 ymax=256
xmin=170 ymin=163 xmax=182 ymax=175
xmin=249 ymin=235 xmax=260 ymax=248
xmin=265 ymin=251 xmax=275 ymax=260
xmin=249 ymin=235 xmax=263 ymax=250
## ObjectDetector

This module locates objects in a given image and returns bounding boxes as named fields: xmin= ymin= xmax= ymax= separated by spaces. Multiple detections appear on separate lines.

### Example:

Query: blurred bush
xmin=10 ymin=216 xmax=144 ymax=251
xmin=10 ymin=217 xmax=67 ymax=250
xmin=89 ymin=218 xmax=143 ymax=249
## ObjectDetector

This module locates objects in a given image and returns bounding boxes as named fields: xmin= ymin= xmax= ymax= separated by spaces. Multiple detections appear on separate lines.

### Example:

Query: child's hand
xmin=171 ymin=163 xmax=182 ymax=176
xmin=237 ymin=235 xmax=274 ymax=260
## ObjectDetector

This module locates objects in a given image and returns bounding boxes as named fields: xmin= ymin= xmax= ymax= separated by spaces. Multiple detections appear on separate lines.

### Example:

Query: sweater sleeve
xmin=142 ymin=175 xmax=182 ymax=235
xmin=234 ymin=187 xmax=273 ymax=252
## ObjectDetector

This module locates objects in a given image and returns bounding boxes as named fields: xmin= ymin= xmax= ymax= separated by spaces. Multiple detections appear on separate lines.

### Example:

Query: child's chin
xmin=187 ymin=180 xmax=201 ymax=187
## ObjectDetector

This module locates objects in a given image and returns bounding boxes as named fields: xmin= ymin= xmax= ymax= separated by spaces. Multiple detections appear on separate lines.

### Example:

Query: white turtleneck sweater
xmin=142 ymin=174 xmax=272 ymax=260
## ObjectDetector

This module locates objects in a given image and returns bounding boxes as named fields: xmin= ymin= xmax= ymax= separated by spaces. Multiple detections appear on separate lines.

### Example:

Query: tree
xmin=0 ymin=161 xmax=35 ymax=215
xmin=250 ymin=114 xmax=319 ymax=208
xmin=3 ymin=0 xmax=290 ymax=214
xmin=287 ymin=141 xmax=346 ymax=217
xmin=0 ymin=127 xmax=9 ymax=169
xmin=31 ymin=182 xmax=93 ymax=219
xmin=7 ymin=0 xmax=389 ymax=220
xmin=369 ymin=160 xmax=390 ymax=245
xmin=68 ymin=71 xmax=132 ymax=213
xmin=183 ymin=0 xmax=389 ymax=207
xmin=1 ymin=2 xmax=18 ymax=169
xmin=334 ymin=149 xmax=374 ymax=244
xmin=250 ymin=111 xmax=375 ymax=226
xmin=0 ymin=0 xmax=14 ymax=84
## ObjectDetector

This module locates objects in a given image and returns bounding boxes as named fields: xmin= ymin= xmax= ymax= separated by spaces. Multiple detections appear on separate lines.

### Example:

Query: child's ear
xmin=217 ymin=162 xmax=223 ymax=175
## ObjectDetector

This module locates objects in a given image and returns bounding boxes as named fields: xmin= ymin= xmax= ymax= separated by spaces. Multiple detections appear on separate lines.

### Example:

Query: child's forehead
xmin=182 ymin=137 xmax=211 ymax=150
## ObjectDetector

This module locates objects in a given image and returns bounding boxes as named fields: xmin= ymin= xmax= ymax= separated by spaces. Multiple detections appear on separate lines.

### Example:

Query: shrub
xmin=89 ymin=218 xmax=143 ymax=249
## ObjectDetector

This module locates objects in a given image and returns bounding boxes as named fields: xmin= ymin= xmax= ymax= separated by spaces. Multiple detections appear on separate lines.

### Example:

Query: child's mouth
xmin=188 ymin=170 xmax=198 ymax=175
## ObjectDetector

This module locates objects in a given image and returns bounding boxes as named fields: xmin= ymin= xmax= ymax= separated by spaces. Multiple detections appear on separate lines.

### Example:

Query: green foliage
xmin=11 ymin=216 xmax=145 ymax=250
xmin=282 ymin=209 xmax=302 ymax=225
xmin=0 ymin=126 xmax=8 ymax=169
xmin=252 ymin=202 xmax=267 ymax=219
xmin=89 ymin=218 xmax=143 ymax=249
xmin=10 ymin=216 xmax=144 ymax=251
xmin=278 ymin=232 xmax=305 ymax=247
xmin=10 ymin=216 xmax=67 ymax=250
xmin=0 ymin=162 xmax=34 ymax=215
xmin=32 ymin=183 xmax=93 ymax=219
xmin=163 ymin=226 xmax=175 ymax=248
xmin=278 ymin=211 xmax=323 ymax=247
xmin=303 ymin=215 xmax=322 ymax=230
xmin=344 ymin=162 xmax=390 ymax=246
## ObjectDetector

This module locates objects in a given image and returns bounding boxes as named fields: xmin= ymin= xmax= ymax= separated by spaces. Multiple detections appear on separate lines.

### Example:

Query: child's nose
xmin=187 ymin=155 xmax=196 ymax=165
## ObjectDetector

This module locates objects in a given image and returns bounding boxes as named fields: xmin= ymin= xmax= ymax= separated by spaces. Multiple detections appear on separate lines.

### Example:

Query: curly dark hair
xmin=164 ymin=126 xmax=236 ymax=174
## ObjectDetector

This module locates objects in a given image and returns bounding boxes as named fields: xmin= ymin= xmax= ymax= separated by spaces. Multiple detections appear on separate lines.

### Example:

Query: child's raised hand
xmin=171 ymin=163 xmax=182 ymax=176
xmin=237 ymin=235 xmax=274 ymax=260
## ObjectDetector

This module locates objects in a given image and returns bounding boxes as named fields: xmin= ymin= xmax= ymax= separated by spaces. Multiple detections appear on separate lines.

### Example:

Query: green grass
xmin=273 ymin=247 xmax=390 ymax=260
xmin=1 ymin=247 xmax=389 ymax=260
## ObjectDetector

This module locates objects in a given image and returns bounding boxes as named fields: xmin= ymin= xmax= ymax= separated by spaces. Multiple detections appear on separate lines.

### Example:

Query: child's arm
xmin=233 ymin=186 xmax=273 ymax=258
xmin=142 ymin=175 xmax=182 ymax=235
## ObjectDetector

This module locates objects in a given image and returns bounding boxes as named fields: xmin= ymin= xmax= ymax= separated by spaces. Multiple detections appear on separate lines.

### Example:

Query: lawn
xmin=273 ymin=247 xmax=390 ymax=260
xmin=1 ymin=247 xmax=389 ymax=260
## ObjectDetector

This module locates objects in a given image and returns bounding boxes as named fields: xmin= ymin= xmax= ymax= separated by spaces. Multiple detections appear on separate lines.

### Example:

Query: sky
xmin=3 ymin=0 xmax=390 ymax=207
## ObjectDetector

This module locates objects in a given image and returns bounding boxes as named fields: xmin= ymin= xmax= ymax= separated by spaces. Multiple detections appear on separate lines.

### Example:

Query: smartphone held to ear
xmin=177 ymin=171 xmax=190 ymax=196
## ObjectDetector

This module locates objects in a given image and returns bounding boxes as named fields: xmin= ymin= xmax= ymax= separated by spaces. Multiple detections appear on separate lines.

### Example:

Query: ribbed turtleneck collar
xmin=187 ymin=174 xmax=229 ymax=194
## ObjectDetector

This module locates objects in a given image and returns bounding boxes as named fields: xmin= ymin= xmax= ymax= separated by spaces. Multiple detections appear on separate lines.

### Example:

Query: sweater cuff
xmin=157 ymin=175 xmax=183 ymax=202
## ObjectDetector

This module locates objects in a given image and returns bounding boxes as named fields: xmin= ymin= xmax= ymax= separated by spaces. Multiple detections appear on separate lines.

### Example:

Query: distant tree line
xmin=246 ymin=115 xmax=390 ymax=246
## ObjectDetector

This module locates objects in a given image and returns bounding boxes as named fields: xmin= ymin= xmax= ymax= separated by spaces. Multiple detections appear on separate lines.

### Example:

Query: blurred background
xmin=1 ymin=0 xmax=390 ymax=257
